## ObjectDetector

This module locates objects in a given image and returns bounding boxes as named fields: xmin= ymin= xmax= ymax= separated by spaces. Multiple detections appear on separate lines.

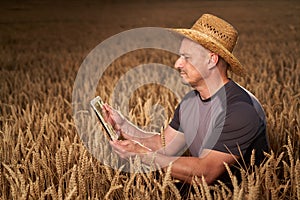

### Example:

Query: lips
xmin=180 ymin=71 xmax=187 ymax=76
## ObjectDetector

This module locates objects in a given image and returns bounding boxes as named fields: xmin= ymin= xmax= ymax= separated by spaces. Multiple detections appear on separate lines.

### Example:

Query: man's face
xmin=175 ymin=38 xmax=211 ymax=87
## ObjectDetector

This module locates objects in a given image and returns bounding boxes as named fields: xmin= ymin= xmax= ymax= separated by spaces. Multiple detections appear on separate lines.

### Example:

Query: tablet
xmin=90 ymin=96 xmax=120 ymax=141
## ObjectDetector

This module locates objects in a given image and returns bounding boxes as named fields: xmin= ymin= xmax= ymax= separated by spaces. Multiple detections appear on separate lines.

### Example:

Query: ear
xmin=208 ymin=53 xmax=219 ymax=69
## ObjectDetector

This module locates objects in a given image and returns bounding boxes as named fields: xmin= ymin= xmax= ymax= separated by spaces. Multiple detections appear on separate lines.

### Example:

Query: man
xmin=103 ymin=14 xmax=269 ymax=187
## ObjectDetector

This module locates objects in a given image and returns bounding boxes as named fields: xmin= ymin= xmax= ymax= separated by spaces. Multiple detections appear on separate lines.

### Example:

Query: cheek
xmin=182 ymin=65 xmax=201 ymax=81
xmin=193 ymin=61 xmax=209 ymax=75
xmin=187 ymin=63 xmax=202 ymax=75
xmin=190 ymin=59 xmax=203 ymax=70
xmin=191 ymin=68 xmax=202 ymax=78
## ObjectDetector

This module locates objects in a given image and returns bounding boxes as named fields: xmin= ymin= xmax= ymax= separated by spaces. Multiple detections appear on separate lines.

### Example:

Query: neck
xmin=195 ymin=76 xmax=229 ymax=100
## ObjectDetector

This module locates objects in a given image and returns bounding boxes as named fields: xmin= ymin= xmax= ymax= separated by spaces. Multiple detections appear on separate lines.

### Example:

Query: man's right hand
xmin=102 ymin=103 xmax=126 ymax=132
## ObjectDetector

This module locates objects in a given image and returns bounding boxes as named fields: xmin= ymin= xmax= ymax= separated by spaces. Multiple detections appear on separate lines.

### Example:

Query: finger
xmin=110 ymin=141 xmax=134 ymax=159
xmin=110 ymin=140 xmax=127 ymax=151
xmin=105 ymin=105 xmax=120 ymax=119
xmin=111 ymin=140 xmax=137 ymax=155
xmin=113 ymin=139 xmax=133 ymax=148
xmin=102 ymin=103 xmax=109 ymax=110
xmin=120 ymin=133 xmax=133 ymax=140
xmin=102 ymin=104 xmax=112 ymax=118
xmin=103 ymin=103 xmax=113 ymax=113
xmin=103 ymin=105 xmax=118 ymax=122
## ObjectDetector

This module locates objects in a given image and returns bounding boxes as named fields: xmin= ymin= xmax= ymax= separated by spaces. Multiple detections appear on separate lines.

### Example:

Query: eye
xmin=180 ymin=54 xmax=190 ymax=61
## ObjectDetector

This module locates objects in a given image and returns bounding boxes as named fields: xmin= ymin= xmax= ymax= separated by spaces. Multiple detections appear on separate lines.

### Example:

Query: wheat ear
xmin=202 ymin=176 xmax=212 ymax=200
xmin=124 ymin=172 xmax=137 ymax=200
xmin=192 ymin=176 xmax=201 ymax=198
xmin=161 ymin=162 xmax=173 ymax=200
xmin=295 ymin=160 xmax=300 ymax=200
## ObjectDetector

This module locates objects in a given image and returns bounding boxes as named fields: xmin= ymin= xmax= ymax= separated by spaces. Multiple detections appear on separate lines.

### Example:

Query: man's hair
xmin=217 ymin=56 xmax=229 ymax=76
xmin=218 ymin=56 xmax=229 ymax=68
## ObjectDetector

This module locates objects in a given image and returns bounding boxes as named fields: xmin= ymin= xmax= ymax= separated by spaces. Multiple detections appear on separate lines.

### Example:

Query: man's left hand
xmin=110 ymin=139 xmax=152 ymax=160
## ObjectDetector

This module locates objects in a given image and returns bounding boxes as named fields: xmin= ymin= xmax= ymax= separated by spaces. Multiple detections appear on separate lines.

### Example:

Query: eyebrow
xmin=179 ymin=52 xmax=191 ymax=57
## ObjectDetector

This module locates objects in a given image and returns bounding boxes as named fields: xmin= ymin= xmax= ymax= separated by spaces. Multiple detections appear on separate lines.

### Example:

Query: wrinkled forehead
xmin=179 ymin=38 xmax=211 ymax=55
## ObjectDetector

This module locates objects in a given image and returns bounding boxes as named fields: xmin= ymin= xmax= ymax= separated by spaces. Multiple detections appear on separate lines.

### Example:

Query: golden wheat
xmin=0 ymin=1 xmax=299 ymax=199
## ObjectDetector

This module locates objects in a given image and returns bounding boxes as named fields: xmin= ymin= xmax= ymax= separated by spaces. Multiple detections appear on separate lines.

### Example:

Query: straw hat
xmin=171 ymin=14 xmax=245 ymax=76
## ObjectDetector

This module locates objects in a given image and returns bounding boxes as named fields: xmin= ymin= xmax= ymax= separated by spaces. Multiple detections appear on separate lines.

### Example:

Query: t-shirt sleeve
xmin=169 ymin=104 xmax=182 ymax=131
xmin=210 ymin=102 xmax=262 ymax=156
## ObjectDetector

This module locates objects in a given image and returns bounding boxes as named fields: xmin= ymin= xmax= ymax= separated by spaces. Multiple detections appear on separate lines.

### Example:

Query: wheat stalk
xmin=104 ymin=165 xmax=113 ymax=182
xmin=217 ymin=180 xmax=232 ymax=198
xmin=248 ymin=170 xmax=260 ymax=200
xmin=202 ymin=175 xmax=212 ymax=200
xmin=296 ymin=160 xmax=300 ymax=200
xmin=282 ymin=160 xmax=290 ymax=181
xmin=17 ymin=168 xmax=28 ymax=198
xmin=237 ymin=187 xmax=244 ymax=200
xmin=167 ymin=180 xmax=182 ymax=200
xmin=68 ymin=165 xmax=78 ymax=197
xmin=124 ymin=172 xmax=136 ymax=199
xmin=152 ymin=178 xmax=163 ymax=196
xmin=57 ymin=166 xmax=74 ymax=199
xmin=65 ymin=186 xmax=78 ymax=200
xmin=274 ymin=151 xmax=285 ymax=169
xmin=139 ymin=171 xmax=153 ymax=194
xmin=192 ymin=176 xmax=201 ymax=198
xmin=240 ymin=169 xmax=247 ymax=194
xmin=50 ymin=184 xmax=59 ymax=200
xmin=40 ymin=185 xmax=54 ymax=199
xmin=55 ymin=150 xmax=63 ymax=178
xmin=104 ymin=184 xmax=123 ymax=200
xmin=4 ymin=173 xmax=17 ymax=199
xmin=250 ymin=149 xmax=255 ymax=167
xmin=232 ymin=176 xmax=240 ymax=200
xmin=161 ymin=162 xmax=173 ymax=200
xmin=279 ymin=179 xmax=290 ymax=199
xmin=60 ymin=140 xmax=67 ymax=169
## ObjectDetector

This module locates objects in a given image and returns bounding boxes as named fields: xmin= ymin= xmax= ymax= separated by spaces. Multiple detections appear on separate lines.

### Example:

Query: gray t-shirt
xmin=170 ymin=80 xmax=269 ymax=163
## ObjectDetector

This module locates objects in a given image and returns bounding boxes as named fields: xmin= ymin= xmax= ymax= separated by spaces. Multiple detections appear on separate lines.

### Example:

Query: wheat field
xmin=0 ymin=0 xmax=299 ymax=199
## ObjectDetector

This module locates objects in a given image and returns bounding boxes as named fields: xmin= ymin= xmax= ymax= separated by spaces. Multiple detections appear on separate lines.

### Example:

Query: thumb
xmin=119 ymin=132 xmax=133 ymax=140
xmin=103 ymin=103 xmax=111 ymax=112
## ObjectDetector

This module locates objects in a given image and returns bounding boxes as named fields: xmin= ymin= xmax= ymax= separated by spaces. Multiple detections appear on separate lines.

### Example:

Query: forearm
xmin=169 ymin=157 xmax=206 ymax=184
xmin=137 ymin=125 xmax=186 ymax=156
xmin=141 ymin=153 xmax=196 ymax=183
xmin=141 ymin=152 xmax=218 ymax=184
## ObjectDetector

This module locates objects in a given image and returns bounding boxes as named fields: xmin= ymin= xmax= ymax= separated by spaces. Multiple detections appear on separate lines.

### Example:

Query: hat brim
xmin=169 ymin=28 xmax=246 ymax=77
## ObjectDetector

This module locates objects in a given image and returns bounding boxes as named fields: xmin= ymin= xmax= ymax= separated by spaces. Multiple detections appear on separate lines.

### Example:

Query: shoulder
xmin=226 ymin=101 xmax=261 ymax=130
xmin=211 ymin=101 xmax=264 ymax=155
xmin=225 ymin=80 xmax=266 ymax=123
xmin=222 ymin=81 xmax=264 ymax=135
xmin=225 ymin=81 xmax=253 ymax=104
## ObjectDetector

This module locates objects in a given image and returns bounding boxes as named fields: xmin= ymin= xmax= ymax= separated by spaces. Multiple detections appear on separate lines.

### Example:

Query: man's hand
xmin=102 ymin=103 xmax=125 ymax=131
xmin=110 ymin=139 xmax=152 ymax=160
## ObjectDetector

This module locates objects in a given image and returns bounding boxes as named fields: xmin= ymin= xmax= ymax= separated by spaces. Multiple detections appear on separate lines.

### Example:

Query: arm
xmin=102 ymin=103 xmax=162 ymax=149
xmin=143 ymin=149 xmax=239 ymax=184
xmin=116 ymin=125 xmax=187 ymax=156
xmin=102 ymin=104 xmax=186 ymax=154
xmin=111 ymin=138 xmax=238 ymax=185
xmin=110 ymin=124 xmax=238 ymax=184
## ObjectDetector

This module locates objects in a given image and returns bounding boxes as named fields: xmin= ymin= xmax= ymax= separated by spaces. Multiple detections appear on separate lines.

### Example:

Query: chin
xmin=181 ymin=79 xmax=191 ymax=86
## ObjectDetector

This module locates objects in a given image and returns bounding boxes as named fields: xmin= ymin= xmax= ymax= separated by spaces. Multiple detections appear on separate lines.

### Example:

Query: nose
xmin=175 ymin=55 xmax=186 ymax=69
